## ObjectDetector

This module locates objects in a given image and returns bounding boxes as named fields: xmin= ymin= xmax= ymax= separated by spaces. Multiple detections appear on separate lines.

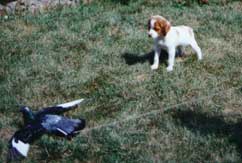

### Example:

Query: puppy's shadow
xmin=122 ymin=48 xmax=183 ymax=66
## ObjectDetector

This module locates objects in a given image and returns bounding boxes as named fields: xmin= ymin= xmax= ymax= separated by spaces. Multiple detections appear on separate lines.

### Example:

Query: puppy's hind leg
xmin=190 ymin=38 xmax=203 ymax=60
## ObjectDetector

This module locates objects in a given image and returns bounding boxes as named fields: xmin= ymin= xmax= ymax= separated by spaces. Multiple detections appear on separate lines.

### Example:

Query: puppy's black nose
xmin=147 ymin=31 xmax=151 ymax=37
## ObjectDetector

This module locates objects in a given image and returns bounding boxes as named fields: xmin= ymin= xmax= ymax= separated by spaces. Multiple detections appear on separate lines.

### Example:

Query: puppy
xmin=147 ymin=15 xmax=203 ymax=71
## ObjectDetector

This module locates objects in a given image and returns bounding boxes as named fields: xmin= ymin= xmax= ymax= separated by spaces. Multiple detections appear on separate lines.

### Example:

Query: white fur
xmin=57 ymin=99 xmax=85 ymax=108
xmin=148 ymin=16 xmax=203 ymax=71
xmin=12 ymin=138 xmax=30 ymax=157
xmin=148 ymin=19 xmax=159 ymax=39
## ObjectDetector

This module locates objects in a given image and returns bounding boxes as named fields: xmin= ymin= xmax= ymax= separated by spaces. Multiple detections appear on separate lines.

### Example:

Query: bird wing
xmin=41 ymin=115 xmax=85 ymax=138
xmin=35 ymin=99 xmax=86 ymax=116
xmin=56 ymin=118 xmax=83 ymax=134
xmin=8 ymin=124 xmax=46 ymax=161
xmin=9 ymin=138 xmax=30 ymax=159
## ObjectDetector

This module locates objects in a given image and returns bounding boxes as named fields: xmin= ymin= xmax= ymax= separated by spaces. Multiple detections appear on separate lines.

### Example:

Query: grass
xmin=0 ymin=0 xmax=242 ymax=162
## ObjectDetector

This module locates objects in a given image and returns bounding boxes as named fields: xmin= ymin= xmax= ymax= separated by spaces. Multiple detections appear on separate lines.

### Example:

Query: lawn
xmin=0 ymin=0 xmax=242 ymax=162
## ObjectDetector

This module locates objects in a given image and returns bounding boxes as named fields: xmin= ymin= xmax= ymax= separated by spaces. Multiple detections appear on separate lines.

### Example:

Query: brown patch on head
xmin=153 ymin=18 xmax=171 ymax=37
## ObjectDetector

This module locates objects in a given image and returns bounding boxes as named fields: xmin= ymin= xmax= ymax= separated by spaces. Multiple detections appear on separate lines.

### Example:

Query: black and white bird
xmin=8 ymin=99 xmax=86 ymax=161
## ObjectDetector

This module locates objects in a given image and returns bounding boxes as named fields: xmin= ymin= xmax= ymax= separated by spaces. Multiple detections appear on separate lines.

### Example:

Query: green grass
xmin=0 ymin=0 xmax=242 ymax=162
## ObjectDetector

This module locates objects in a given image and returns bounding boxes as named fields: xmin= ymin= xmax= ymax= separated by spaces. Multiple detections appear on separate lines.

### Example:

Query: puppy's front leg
xmin=151 ymin=46 xmax=161 ymax=70
xmin=167 ymin=47 xmax=176 ymax=72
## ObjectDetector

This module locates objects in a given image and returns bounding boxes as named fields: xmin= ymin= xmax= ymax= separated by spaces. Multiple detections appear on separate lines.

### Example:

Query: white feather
xmin=12 ymin=138 xmax=30 ymax=157
xmin=57 ymin=128 xmax=68 ymax=135
xmin=57 ymin=99 xmax=85 ymax=108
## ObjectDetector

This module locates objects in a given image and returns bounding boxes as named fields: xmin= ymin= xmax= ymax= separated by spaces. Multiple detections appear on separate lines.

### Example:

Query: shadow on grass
xmin=0 ymin=0 xmax=15 ymax=5
xmin=122 ymin=49 xmax=168 ymax=66
xmin=172 ymin=109 xmax=242 ymax=159
xmin=122 ymin=48 xmax=184 ymax=66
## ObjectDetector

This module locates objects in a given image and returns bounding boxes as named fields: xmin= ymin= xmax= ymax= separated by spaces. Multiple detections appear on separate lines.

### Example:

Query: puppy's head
xmin=147 ymin=15 xmax=171 ymax=39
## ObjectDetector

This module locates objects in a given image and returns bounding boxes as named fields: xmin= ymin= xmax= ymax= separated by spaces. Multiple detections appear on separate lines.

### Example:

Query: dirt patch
xmin=0 ymin=0 xmax=80 ymax=16
xmin=0 ymin=128 xmax=14 ymax=141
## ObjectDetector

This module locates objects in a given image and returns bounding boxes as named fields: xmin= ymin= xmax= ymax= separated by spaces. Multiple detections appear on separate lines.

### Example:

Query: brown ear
xmin=164 ymin=21 xmax=171 ymax=36
xmin=155 ymin=19 xmax=171 ymax=37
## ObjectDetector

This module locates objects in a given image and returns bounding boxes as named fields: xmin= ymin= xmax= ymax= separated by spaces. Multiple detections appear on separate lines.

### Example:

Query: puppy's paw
xmin=166 ymin=66 xmax=173 ymax=72
xmin=198 ymin=54 xmax=203 ymax=60
xmin=151 ymin=64 xmax=159 ymax=70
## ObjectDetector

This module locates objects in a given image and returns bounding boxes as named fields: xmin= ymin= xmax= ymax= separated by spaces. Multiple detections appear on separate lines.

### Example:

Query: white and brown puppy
xmin=147 ymin=15 xmax=203 ymax=71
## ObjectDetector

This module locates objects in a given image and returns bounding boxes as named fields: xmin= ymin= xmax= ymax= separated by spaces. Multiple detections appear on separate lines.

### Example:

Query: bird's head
xmin=20 ymin=106 xmax=30 ymax=113
xmin=19 ymin=106 xmax=35 ymax=124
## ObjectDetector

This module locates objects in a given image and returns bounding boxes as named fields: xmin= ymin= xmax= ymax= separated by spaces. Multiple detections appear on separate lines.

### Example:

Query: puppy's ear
xmin=155 ymin=19 xmax=171 ymax=37
xmin=164 ymin=21 xmax=171 ymax=36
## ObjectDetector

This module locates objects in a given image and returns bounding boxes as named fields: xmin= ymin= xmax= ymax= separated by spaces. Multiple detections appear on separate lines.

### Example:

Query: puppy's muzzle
xmin=147 ymin=32 xmax=151 ymax=37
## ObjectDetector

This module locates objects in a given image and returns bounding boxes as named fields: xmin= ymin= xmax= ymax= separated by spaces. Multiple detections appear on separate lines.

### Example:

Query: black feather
xmin=35 ymin=106 xmax=74 ymax=117
xmin=12 ymin=124 xmax=45 ymax=144
xmin=7 ymin=146 xmax=25 ymax=162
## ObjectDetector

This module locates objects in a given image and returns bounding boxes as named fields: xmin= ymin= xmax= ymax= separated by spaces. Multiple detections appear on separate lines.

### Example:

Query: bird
xmin=8 ymin=99 xmax=87 ymax=161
